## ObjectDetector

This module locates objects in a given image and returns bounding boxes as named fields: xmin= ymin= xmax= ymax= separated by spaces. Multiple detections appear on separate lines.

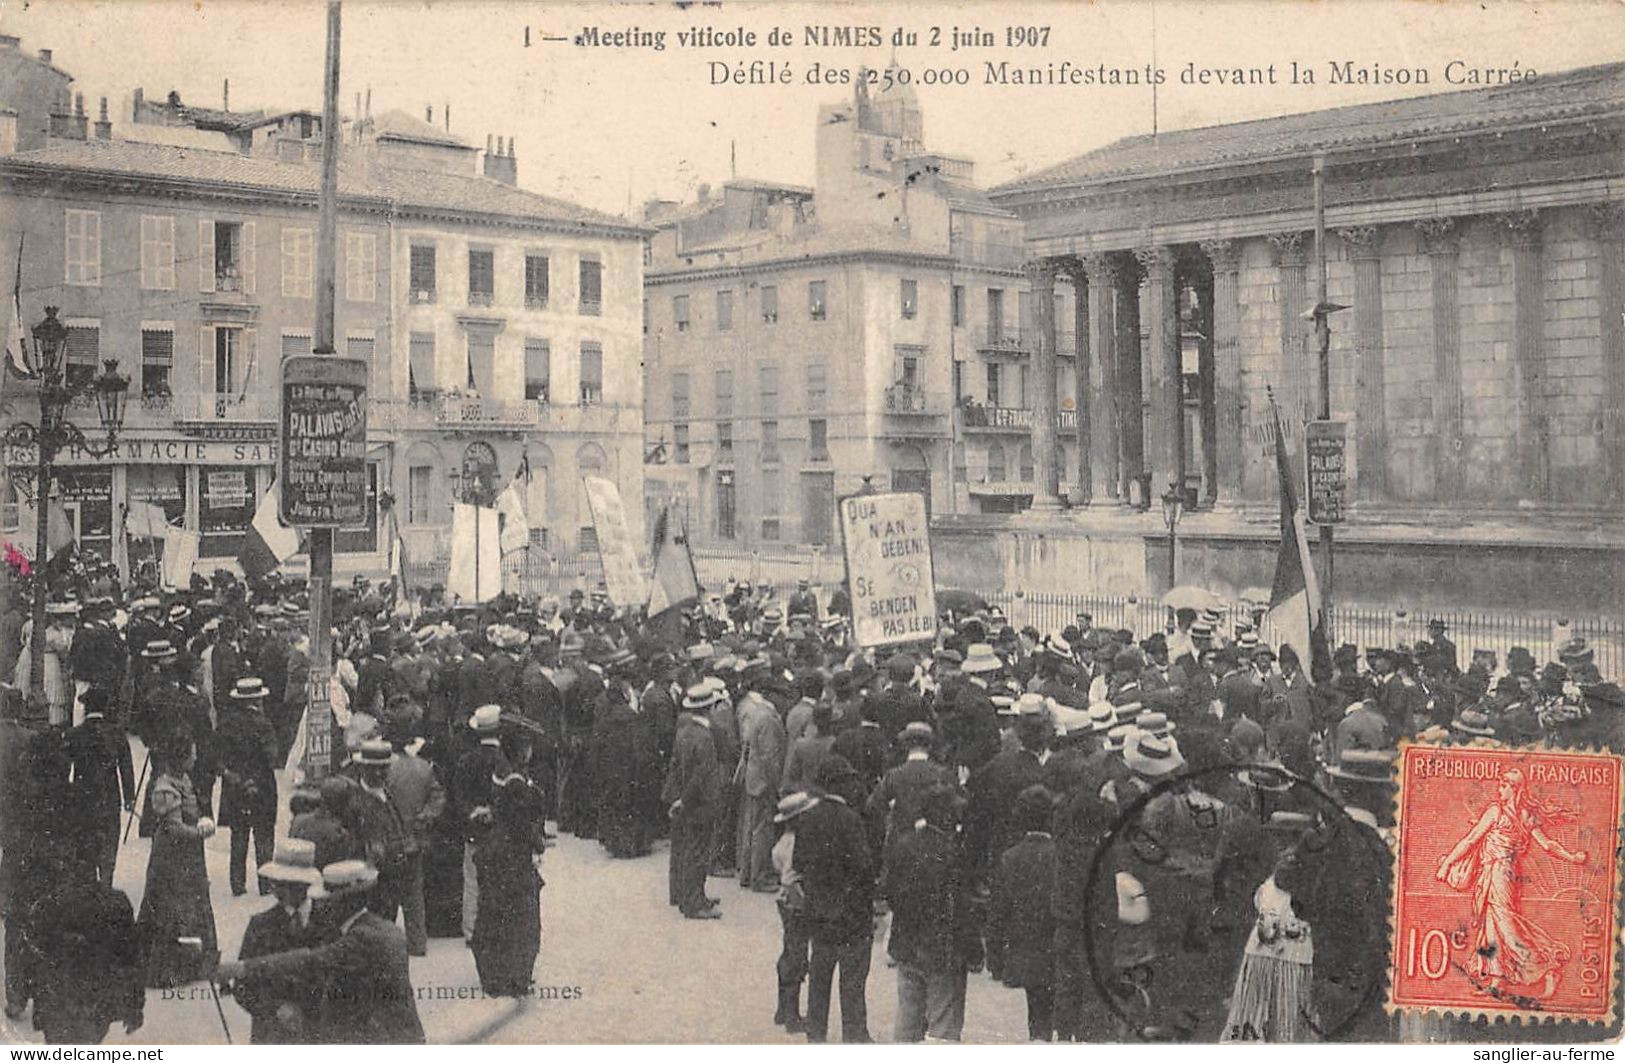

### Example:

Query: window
xmin=716 ymin=469 xmax=736 ymax=540
xmin=717 ymin=421 xmax=733 ymax=456
xmin=281 ymin=331 xmax=313 ymax=359
xmin=808 ymin=280 xmax=827 ymax=321
xmin=952 ymin=361 xmax=964 ymax=405
xmin=466 ymin=332 xmax=495 ymax=396
xmin=410 ymin=244 xmax=436 ymax=302
xmin=407 ymin=465 xmax=434 ymax=525
xmin=214 ymin=221 xmax=245 ymax=290
xmin=716 ymin=289 xmax=734 ymax=331
xmin=809 ymin=418 xmax=829 ymax=461
xmin=761 ymin=468 xmax=781 ymax=541
xmin=986 ymin=362 xmax=1001 ymax=407
xmin=64 ymin=323 xmax=98 ymax=390
xmin=901 ymin=278 xmax=918 ymax=319
xmin=0 ymin=113 xmax=15 ymax=157
xmin=525 ymin=254 xmax=550 ymax=309
xmin=1019 ymin=441 xmax=1035 ymax=482
xmin=714 ymin=368 xmax=733 ymax=416
xmin=579 ymin=342 xmax=603 ymax=405
xmin=408 ymin=331 xmax=437 ymax=400
xmin=346 ymin=334 xmax=376 ymax=389
xmin=671 ymin=372 xmax=691 ymax=418
xmin=468 ymin=249 xmax=494 ymax=306
xmin=140 ymin=327 xmax=173 ymax=397
xmin=674 ymin=424 xmax=690 ymax=465
xmin=140 ymin=216 xmax=176 ymax=290
xmin=761 ymin=285 xmax=778 ymax=324
xmin=758 ymin=365 xmax=779 ymax=415
xmin=345 ymin=231 xmax=376 ymax=302
xmin=1018 ymin=290 xmax=1032 ymax=335
xmin=579 ymin=257 xmax=602 ymax=315
xmin=898 ymin=350 xmax=920 ymax=390
xmin=673 ymin=294 xmax=690 ymax=333
xmin=987 ymin=442 xmax=1008 ymax=482
xmin=199 ymin=466 xmax=253 ymax=556
xmin=954 ymin=441 xmax=968 ymax=483
xmin=524 ymin=338 xmax=550 ymax=402
xmin=952 ymin=284 xmax=965 ymax=327
xmin=806 ymin=362 xmax=827 ymax=412
xmin=64 ymin=209 xmax=101 ymax=286
xmin=987 ymin=288 xmax=1005 ymax=342
xmin=213 ymin=327 xmax=241 ymax=396
xmin=761 ymin=420 xmax=780 ymax=463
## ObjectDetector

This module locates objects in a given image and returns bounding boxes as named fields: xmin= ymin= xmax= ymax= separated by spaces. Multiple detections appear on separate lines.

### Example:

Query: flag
xmin=648 ymin=505 xmax=700 ymax=616
xmin=238 ymin=479 xmax=299 ymax=580
xmin=1265 ymin=398 xmax=1329 ymax=675
xmin=446 ymin=502 xmax=501 ymax=603
xmin=161 ymin=526 xmax=200 ymax=590
xmin=3 ymin=235 xmax=30 ymax=380
xmin=16 ymin=489 xmax=75 ymax=561
xmin=494 ymin=480 xmax=530 ymax=554
xmin=125 ymin=500 xmax=170 ymax=539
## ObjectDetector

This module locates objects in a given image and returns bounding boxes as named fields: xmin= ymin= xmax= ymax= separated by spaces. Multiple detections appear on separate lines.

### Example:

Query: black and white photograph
xmin=0 ymin=0 xmax=1622 ymax=1047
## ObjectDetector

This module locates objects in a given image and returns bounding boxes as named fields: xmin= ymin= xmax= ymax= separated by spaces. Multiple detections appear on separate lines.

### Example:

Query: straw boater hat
xmin=230 ymin=677 xmax=270 ymax=700
xmin=1325 ymin=748 xmax=1397 ymax=785
xmin=1103 ymin=722 xmax=1138 ymax=753
xmin=351 ymin=739 xmax=393 ymax=767
xmin=1135 ymin=712 xmax=1175 ymax=737
xmin=168 ymin=603 xmax=192 ymax=623
xmin=1049 ymin=703 xmax=1093 ymax=739
xmin=468 ymin=704 xmax=503 ymax=733
xmin=131 ymin=596 xmax=161 ymax=613
xmin=309 ymin=859 xmax=379 ymax=900
xmin=258 ymin=838 xmax=322 ymax=886
xmin=1114 ymin=701 xmax=1145 ymax=723
xmin=960 ymin=643 xmax=1002 ymax=674
xmin=141 ymin=639 xmax=179 ymax=660
xmin=1450 ymin=708 xmax=1497 ymax=738
xmin=1124 ymin=731 xmax=1186 ymax=778
xmin=899 ymin=721 xmax=935 ymax=748
xmin=1086 ymin=703 xmax=1117 ymax=733
xmin=1015 ymin=692 xmax=1047 ymax=717
xmin=682 ymin=683 xmax=721 ymax=711
xmin=774 ymin=791 xmax=821 ymax=824
xmin=46 ymin=601 xmax=79 ymax=617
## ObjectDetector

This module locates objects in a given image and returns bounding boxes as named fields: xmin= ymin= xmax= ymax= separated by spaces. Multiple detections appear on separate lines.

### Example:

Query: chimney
xmin=94 ymin=97 xmax=112 ymax=140
xmin=75 ymin=93 xmax=85 ymax=116
xmin=483 ymin=133 xmax=517 ymax=185
xmin=0 ymin=35 xmax=21 ymax=49
xmin=133 ymin=87 xmax=144 ymax=120
xmin=444 ymin=100 xmax=450 ymax=131
xmin=508 ymin=135 xmax=516 ymax=157
xmin=223 ymin=78 xmax=230 ymax=111
xmin=38 ymin=48 xmax=52 ymax=64
xmin=425 ymin=104 xmax=433 ymax=124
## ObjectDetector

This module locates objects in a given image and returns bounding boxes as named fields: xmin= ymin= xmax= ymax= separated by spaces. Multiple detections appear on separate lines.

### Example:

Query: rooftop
xmin=994 ymin=61 xmax=1625 ymax=197
xmin=371 ymin=108 xmax=473 ymax=150
xmin=1 ymin=137 xmax=646 ymax=238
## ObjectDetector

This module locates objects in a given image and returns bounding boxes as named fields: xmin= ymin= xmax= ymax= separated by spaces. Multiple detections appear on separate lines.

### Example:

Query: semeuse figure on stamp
xmin=1434 ymin=767 xmax=1588 ymax=1000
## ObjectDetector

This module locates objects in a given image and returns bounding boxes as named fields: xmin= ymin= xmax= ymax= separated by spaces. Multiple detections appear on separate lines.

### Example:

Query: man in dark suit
xmin=219 ymin=860 xmax=426 ymax=1044
xmin=28 ymin=873 xmax=144 ymax=1044
xmin=233 ymin=839 xmax=321 ymax=1043
xmin=865 ymin=723 xmax=956 ymax=854
xmin=217 ymin=678 xmax=282 ymax=896
xmin=64 ymin=687 xmax=135 ymax=883
xmin=69 ymin=598 xmax=125 ymax=722
xmin=793 ymin=756 xmax=875 ymax=1043
xmin=451 ymin=705 xmax=512 ymax=941
xmin=987 ymin=785 xmax=1059 ymax=1041
xmin=384 ymin=716 xmax=446 ymax=956
xmin=1215 ymin=648 xmax=1262 ymax=722
xmin=736 ymin=667 xmax=787 ymax=890
xmin=831 ymin=696 xmax=889 ymax=798
xmin=518 ymin=640 xmax=565 ymax=822
xmin=664 ymin=684 xmax=723 ymax=919
xmin=881 ymin=784 xmax=983 ymax=1043
xmin=873 ymin=653 xmax=928 ymax=744
xmin=964 ymin=699 xmax=1049 ymax=888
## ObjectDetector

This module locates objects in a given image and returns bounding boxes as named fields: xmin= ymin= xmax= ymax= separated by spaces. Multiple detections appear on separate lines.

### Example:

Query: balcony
xmin=467 ymin=290 xmax=494 ymax=308
xmin=883 ymin=383 xmax=938 ymax=415
xmin=974 ymin=326 xmax=1077 ymax=355
xmin=174 ymin=391 xmax=278 ymax=424
xmin=579 ymin=299 xmax=601 ymax=317
xmin=959 ymin=404 xmax=1080 ymax=433
xmin=371 ymin=394 xmax=540 ymax=432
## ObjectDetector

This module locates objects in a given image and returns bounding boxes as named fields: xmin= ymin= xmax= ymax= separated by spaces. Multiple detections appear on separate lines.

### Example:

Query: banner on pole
xmin=582 ymin=476 xmax=646 ymax=607
xmin=838 ymin=491 xmax=937 ymax=650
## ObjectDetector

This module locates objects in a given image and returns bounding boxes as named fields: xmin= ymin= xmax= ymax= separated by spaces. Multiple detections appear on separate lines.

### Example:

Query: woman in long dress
xmin=135 ymin=736 xmax=220 ymax=987
xmin=1222 ymin=850 xmax=1316 ymax=1043
xmin=1435 ymin=768 xmax=1587 ymax=998
xmin=471 ymin=734 xmax=548 ymax=996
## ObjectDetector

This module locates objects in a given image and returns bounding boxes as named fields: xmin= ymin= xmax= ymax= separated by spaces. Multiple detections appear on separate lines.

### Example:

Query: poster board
xmin=279 ymin=356 xmax=368 ymax=527
xmin=838 ymin=490 xmax=937 ymax=650
xmin=582 ymin=476 xmax=647 ymax=607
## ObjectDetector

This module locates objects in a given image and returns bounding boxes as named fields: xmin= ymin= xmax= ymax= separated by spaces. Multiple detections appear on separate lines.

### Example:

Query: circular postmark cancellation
xmin=1080 ymin=762 xmax=1394 ymax=1042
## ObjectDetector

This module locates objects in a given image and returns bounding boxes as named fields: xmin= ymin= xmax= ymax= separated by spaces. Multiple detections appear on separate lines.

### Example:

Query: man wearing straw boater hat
xmin=233 ymin=838 xmax=321 ymax=1043
xmin=218 ymin=859 xmax=425 ymax=1044
xmin=665 ymin=682 xmax=724 ymax=919
xmin=207 ymin=676 xmax=274 ymax=900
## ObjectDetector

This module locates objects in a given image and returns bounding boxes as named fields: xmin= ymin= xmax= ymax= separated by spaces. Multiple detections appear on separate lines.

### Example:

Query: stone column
xmin=1502 ymin=209 xmax=1548 ymax=503
xmin=1339 ymin=226 xmax=1386 ymax=501
xmin=1025 ymin=259 xmax=1062 ymax=510
xmin=1590 ymin=203 xmax=1625 ymax=506
xmin=1269 ymin=232 xmax=1310 ymax=425
xmin=1138 ymin=246 xmax=1183 ymax=500
xmin=1200 ymin=239 xmax=1244 ymax=503
xmin=1186 ymin=254 xmax=1217 ymax=505
xmin=1062 ymin=258 xmax=1093 ymax=504
xmin=1114 ymin=252 xmax=1145 ymax=503
xmin=1417 ymin=217 xmax=1463 ymax=501
xmin=1083 ymin=253 xmax=1121 ymax=501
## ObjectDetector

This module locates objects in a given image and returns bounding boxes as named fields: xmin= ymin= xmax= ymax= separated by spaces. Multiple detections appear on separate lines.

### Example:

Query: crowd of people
xmin=0 ymin=550 xmax=1621 ymax=1044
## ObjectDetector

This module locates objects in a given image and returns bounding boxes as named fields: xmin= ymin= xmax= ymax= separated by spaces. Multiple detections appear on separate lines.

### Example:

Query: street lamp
xmin=3 ymin=306 xmax=130 ymax=720
xmin=1160 ymin=481 xmax=1184 ymax=591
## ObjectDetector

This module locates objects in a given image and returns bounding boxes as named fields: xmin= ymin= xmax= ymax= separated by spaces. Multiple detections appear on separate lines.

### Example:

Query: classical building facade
xmin=642 ymin=76 xmax=1076 ymax=549
xmin=972 ymin=62 xmax=1624 ymax=612
xmin=1 ymin=84 xmax=646 ymax=582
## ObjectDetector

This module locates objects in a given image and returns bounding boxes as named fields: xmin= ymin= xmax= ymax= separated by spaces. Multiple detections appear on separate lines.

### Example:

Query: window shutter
xmin=199 ymin=220 xmax=215 ymax=293
xmin=159 ymin=217 xmax=176 ymax=290
xmin=241 ymin=222 xmax=256 ymax=295
xmin=242 ymin=328 xmax=258 ymax=395
xmin=140 ymin=217 xmax=155 ymax=289
xmin=199 ymin=325 xmax=214 ymax=395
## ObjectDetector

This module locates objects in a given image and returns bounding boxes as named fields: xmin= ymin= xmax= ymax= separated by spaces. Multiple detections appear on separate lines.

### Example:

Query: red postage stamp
xmin=1391 ymin=744 xmax=1623 ymax=1022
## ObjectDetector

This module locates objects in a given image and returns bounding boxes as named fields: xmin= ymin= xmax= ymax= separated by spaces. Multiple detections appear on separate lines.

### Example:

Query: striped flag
xmin=1265 ymin=397 xmax=1329 ymax=674
xmin=237 ymin=479 xmax=299 ymax=580
xmin=648 ymin=505 xmax=700 ymax=616
xmin=4 ymin=236 xmax=31 ymax=381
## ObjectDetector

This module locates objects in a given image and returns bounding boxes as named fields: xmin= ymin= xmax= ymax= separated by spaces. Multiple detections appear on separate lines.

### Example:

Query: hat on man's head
xmin=258 ymin=838 xmax=322 ymax=886
xmin=886 ymin=652 xmax=917 ymax=683
xmin=774 ymin=791 xmax=821 ymax=824
xmin=1124 ymin=732 xmax=1185 ymax=778
xmin=309 ymin=859 xmax=379 ymax=899
xmin=351 ymin=739 xmax=393 ymax=767
xmin=960 ymin=643 xmax=1002 ymax=674
xmin=1103 ymin=722 xmax=1138 ymax=753
xmin=1450 ymin=709 xmax=1497 ymax=738
xmin=1135 ymin=712 xmax=1174 ymax=737
xmin=1326 ymin=748 xmax=1397 ymax=786
xmin=682 ymin=683 xmax=721 ymax=711
xmin=468 ymin=704 xmax=503 ymax=733
xmin=141 ymin=639 xmax=178 ymax=660
xmin=899 ymin=721 xmax=935 ymax=748
xmin=1086 ymin=703 xmax=1117 ymax=733
xmin=1506 ymin=646 xmax=1537 ymax=675
xmin=230 ymin=677 xmax=270 ymax=700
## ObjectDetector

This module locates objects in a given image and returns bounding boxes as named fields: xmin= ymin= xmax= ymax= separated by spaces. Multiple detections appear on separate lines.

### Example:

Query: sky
xmin=2 ymin=0 xmax=1622 ymax=216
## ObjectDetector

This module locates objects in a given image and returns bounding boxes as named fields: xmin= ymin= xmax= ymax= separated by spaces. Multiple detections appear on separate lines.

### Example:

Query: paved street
xmin=2 ymin=767 xmax=1031 ymax=1045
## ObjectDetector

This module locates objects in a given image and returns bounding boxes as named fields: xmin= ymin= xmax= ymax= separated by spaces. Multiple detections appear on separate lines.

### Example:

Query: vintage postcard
xmin=0 ymin=0 xmax=1621 ymax=1048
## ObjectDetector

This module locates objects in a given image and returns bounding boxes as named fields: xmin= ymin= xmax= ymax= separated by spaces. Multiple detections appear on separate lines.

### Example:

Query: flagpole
xmin=1312 ymin=153 xmax=1334 ymax=630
